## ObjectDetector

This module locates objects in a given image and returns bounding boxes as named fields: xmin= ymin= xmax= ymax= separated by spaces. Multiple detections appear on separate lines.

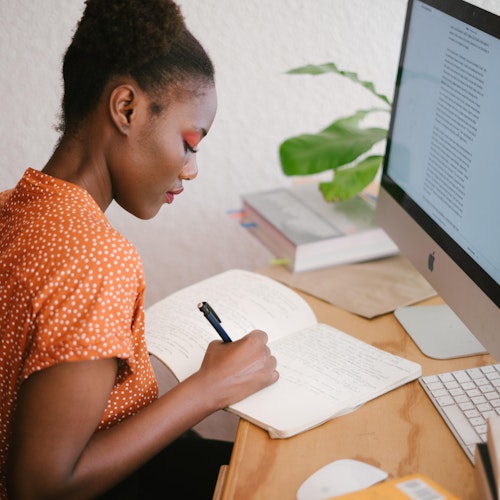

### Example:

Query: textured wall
xmin=1 ymin=0 xmax=496 ymax=306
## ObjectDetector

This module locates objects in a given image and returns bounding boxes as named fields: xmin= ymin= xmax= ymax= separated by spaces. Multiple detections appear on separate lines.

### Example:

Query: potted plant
xmin=279 ymin=62 xmax=392 ymax=202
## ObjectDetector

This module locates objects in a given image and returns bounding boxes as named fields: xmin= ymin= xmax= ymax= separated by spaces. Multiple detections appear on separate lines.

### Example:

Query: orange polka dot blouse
xmin=0 ymin=169 xmax=158 ymax=497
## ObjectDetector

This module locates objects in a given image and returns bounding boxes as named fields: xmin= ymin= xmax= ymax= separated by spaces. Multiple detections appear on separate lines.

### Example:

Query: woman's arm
xmin=8 ymin=330 xmax=277 ymax=499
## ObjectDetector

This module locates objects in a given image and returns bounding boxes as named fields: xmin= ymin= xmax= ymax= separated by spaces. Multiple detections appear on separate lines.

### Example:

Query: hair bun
xmin=71 ymin=0 xmax=186 ymax=70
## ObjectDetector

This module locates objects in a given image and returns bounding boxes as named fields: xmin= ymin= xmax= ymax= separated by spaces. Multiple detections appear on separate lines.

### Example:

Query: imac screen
xmin=376 ymin=0 xmax=500 ymax=359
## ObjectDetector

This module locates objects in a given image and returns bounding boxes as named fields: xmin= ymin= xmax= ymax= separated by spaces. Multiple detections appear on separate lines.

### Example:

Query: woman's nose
xmin=180 ymin=157 xmax=198 ymax=181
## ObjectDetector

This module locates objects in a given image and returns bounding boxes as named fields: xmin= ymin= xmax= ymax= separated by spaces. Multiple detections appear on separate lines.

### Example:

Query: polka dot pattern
xmin=0 ymin=169 xmax=158 ymax=497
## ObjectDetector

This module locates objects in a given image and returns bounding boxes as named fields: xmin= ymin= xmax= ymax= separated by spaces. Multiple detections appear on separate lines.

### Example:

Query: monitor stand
xmin=394 ymin=304 xmax=487 ymax=359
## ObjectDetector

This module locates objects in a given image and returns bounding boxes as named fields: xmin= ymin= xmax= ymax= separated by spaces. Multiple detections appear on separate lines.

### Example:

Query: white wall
xmin=1 ymin=0 xmax=497 ymax=307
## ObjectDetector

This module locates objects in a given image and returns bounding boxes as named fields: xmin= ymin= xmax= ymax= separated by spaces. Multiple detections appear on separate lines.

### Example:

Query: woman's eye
xmin=184 ymin=141 xmax=198 ymax=154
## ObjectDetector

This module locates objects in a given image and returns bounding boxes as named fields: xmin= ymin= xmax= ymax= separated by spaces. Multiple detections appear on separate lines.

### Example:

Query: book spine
xmin=241 ymin=201 xmax=297 ymax=270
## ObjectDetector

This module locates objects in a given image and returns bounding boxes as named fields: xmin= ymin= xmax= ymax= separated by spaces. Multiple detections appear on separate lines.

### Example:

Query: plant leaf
xmin=279 ymin=110 xmax=387 ymax=176
xmin=319 ymin=155 xmax=383 ymax=202
xmin=286 ymin=62 xmax=392 ymax=106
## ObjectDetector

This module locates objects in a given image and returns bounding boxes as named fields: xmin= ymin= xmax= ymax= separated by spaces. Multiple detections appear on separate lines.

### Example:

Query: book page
xmin=230 ymin=323 xmax=421 ymax=438
xmin=145 ymin=269 xmax=317 ymax=381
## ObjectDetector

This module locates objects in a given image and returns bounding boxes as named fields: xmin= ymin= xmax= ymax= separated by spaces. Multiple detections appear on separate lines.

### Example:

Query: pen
xmin=197 ymin=301 xmax=232 ymax=343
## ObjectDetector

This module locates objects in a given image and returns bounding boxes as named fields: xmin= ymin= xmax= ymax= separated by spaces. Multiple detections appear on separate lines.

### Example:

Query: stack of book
xmin=241 ymin=183 xmax=398 ymax=273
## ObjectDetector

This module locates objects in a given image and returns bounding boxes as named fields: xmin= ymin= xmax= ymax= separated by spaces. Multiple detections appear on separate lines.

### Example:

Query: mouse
xmin=296 ymin=458 xmax=388 ymax=500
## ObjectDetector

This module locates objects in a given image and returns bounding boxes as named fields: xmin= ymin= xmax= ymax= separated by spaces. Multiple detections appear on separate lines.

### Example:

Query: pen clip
xmin=197 ymin=301 xmax=221 ymax=323
xmin=197 ymin=301 xmax=232 ymax=343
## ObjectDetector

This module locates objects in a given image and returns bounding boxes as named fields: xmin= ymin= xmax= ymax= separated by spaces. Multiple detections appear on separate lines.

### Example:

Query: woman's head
xmin=52 ymin=0 xmax=217 ymax=220
xmin=60 ymin=0 xmax=215 ymax=133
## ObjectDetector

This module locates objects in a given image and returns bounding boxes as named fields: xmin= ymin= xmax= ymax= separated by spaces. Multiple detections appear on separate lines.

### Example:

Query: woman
xmin=0 ymin=1 xmax=278 ymax=498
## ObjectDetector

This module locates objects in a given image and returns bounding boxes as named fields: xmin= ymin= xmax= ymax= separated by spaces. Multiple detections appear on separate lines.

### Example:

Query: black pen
xmin=197 ymin=301 xmax=232 ymax=342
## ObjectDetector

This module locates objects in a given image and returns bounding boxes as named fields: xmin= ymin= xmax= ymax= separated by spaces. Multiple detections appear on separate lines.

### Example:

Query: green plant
xmin=279 ymin=62 xmax=392 ymax=202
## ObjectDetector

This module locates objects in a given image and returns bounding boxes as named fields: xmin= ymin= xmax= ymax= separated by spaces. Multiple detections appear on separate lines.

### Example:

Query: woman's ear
xmin=109 ymin=84 xmax=139 ymax=134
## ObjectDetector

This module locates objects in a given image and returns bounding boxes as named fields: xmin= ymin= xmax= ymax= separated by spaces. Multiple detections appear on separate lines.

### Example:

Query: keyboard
xmin=419 ymin=364 xmax=500 ymax=464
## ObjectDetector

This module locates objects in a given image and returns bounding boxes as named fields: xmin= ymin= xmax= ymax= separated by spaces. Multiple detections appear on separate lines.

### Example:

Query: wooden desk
xmin=219 ymin=290 xmax=494 ymax=499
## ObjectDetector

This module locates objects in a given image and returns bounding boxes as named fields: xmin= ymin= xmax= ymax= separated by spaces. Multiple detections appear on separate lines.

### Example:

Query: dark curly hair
xmin=59 ymin=0 xmax=214 ymax=133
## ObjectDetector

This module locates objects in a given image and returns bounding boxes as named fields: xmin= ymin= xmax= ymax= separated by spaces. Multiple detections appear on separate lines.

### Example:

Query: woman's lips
xmin=165 ymin=187 xmax=184 ymax=204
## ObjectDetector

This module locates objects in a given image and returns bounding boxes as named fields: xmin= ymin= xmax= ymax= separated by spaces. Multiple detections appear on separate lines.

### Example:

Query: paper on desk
xmin=265 ymin=255 xmax=436 ymax=319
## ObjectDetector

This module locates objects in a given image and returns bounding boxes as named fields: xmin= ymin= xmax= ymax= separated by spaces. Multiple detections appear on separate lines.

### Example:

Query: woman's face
xmin=110 ymin=83 xmax=217 ymax=219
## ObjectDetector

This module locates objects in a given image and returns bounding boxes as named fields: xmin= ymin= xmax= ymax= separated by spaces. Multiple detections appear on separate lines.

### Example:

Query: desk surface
xmin=220 ymin=287 xmax=494 ymax=499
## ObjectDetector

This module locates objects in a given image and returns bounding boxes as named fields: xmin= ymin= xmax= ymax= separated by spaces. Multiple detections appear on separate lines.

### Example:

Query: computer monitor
xmin=375 ymin=0 xmax=500 ymax=360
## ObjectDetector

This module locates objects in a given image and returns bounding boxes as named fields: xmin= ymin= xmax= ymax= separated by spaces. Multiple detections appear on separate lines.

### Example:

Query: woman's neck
xmin=43 ymin=133 xmax=113 ymax=213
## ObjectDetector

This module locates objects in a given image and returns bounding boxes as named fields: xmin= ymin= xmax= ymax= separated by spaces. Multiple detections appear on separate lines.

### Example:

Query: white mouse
xmin=296 ymin=458 xmax=388 ymax=500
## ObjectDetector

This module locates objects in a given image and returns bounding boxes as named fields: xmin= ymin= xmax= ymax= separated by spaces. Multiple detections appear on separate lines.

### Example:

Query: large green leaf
xmin=319 ymin=155 xmax=383 ymax=202
xmin=279 ymin=109 xmax=387 ymax=176
xmin=287 ymin=62 xmax=392 ymax=106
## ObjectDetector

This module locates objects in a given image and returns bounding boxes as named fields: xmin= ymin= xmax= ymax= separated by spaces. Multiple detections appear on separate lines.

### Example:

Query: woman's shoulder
xmin=5 ymin=175 xmax=141 ymax=275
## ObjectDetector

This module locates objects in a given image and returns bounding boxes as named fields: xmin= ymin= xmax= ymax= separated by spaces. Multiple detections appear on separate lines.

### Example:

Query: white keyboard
xmin=419 ymin=364 xmax=500 ymax=463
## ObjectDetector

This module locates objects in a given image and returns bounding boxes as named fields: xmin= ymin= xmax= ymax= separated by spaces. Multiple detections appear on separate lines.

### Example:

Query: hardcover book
xmin=241 ymin=183 xmax=398 ymax=273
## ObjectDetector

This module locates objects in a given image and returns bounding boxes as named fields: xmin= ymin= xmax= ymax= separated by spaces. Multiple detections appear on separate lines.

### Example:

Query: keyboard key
xmin=470 ymin=416 xmax=485 ymax=426
xmin=455 ymin=395 xmax=471 ymax=404
xmin=468 ymin=368 xmax=485 ymax=379
xmin=440 ymin=372 xmax=455 ymax=383
xmin=436 ymin=395 xmax=454 ymax=406
xmin=466 ymin=389 xmax=481 ymax=398
xmin=475 ymin=377 xmax=489 ymax=386
xmin=464 ymin=409 xmax=480 ymax=418
xmin=454 ymin=371 xmax=472 ymax=383
xmin=461 ymin=381 xmax=476 ymax=390
xmin=431 ymin=388 xmax=448 ymax=397
xmin=458 ymin=401 xmax=474 ymax=411
xmin=475 ymin=424 xmax=487 ymax=435
xmin=480 ymin=384 xmax=495 ymax=394
xmin=482 ymin=365 xmax=496 ymax=373
xmin=427 ymin=381 xmax=444 ymax=391
xmin=472 ymin=395 xmax=487 ymax=405
xmin=482 ymin=411 xmax=496 ymax=420
xmin=477 ymin=402 xmax=492 ymax=412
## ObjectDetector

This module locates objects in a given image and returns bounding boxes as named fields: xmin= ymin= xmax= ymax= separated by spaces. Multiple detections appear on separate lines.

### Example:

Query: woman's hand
xmin=196 ymin=330 xmax=279 ymax=410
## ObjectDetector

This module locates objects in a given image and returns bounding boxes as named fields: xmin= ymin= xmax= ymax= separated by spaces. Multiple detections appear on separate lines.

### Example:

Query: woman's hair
xmin=59 ymin=0 xmax=214 ymax=132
